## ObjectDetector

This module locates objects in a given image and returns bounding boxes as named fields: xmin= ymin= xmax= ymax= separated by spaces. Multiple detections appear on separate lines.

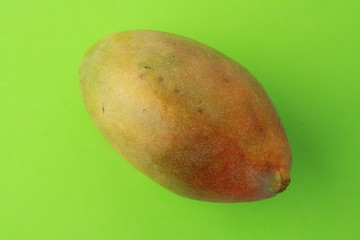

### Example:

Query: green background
xmin=1 ymin=1 xmax=359 ymax=239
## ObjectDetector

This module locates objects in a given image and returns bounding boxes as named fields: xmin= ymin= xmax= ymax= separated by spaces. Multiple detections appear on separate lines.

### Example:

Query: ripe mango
xmin=79 ymin=30 xmax=292 ymax=202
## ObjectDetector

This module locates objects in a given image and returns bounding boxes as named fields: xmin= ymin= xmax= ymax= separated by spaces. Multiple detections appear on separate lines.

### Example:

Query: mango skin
xmin=79 ymin=30 xmax=292 ymax=202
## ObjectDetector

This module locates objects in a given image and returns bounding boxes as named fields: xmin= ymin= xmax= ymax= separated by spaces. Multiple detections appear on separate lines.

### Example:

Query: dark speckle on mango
xmin=223 ymin=78 xmax=230 ymax=83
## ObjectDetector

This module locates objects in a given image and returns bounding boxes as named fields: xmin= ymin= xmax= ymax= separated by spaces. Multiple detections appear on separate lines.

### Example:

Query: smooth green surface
xmin=1 ymin=1 xmax=359 ymax=239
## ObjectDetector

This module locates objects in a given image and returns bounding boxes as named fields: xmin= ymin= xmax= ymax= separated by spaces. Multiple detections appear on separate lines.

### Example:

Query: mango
xmin=79 ymin=30 xmax=292 ymax=202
